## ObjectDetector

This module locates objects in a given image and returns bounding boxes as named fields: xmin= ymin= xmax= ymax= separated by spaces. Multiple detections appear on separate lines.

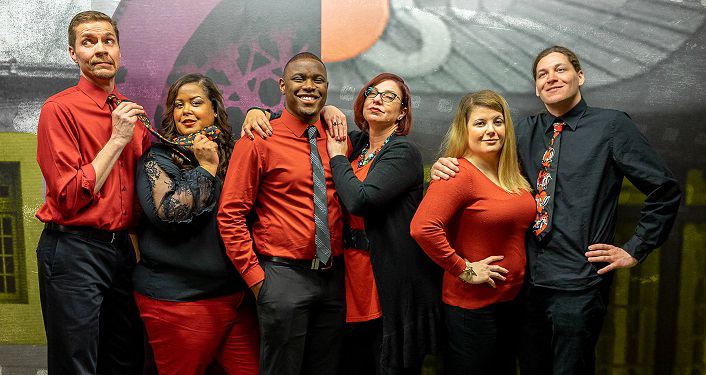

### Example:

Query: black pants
xmin=443 ymin=302 xmax=518 ymax=375
xmin=518 ymin=282 xmax=611 ymax=375
xmin=256 ymin=259 xmax=346 ymax=375
xmin=341 ymin=318 xmax=383 ymax=375
xmin=36 ymin=228 xmax=144 ymax=375
xmin=341 ymin=318 xmax=423 ymax=375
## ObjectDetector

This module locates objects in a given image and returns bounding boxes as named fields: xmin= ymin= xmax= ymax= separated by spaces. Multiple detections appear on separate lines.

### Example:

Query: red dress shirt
xmin=36 ymin=76 xmax=151 ymax=231
xmin=411 ymin=159 xmax=535 ymax=309
xmin=218 ymin=109 xmax=344 ymax=288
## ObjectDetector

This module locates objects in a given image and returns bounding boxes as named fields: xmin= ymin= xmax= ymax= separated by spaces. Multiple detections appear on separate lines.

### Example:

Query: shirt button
xmin=122 ymin=210 xmax=127 ymax=216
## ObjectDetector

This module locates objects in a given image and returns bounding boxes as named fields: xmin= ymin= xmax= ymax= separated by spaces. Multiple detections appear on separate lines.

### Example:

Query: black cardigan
xmin=330 ymin=131 xmax=442 ymax=370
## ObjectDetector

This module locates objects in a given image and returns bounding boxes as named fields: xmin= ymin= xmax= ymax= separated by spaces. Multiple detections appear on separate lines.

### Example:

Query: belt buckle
xmin=311 ymin=257 xmax=321 ymax=270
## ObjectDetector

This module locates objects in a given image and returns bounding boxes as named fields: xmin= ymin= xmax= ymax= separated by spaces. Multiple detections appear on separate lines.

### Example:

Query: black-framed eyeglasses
xmin=364 ymin=86 xmax=402 ymax=104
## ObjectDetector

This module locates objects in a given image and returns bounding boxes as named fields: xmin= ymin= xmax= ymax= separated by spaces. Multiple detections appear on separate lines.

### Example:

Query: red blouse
xmin=344 ymin=160 xmax=382 ymax=322
xmin=411 ymin=158 xmax=535 ymax=309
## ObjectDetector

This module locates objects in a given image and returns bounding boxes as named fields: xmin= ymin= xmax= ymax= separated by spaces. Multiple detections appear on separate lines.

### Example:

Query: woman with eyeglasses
xmin=242 ymin=73 xmax=442 ymax=375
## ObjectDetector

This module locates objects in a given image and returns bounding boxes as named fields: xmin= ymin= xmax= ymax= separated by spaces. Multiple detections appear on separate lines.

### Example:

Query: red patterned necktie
xmin=533 ymin=121 xmax=565 ymax=240
xmin=106 ymin=94 xmax=221 ymax=146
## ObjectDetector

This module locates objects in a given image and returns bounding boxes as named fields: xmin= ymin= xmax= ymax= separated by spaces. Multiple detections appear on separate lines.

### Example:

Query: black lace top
xmin=133 ymin=144 xmax=245 ymax=301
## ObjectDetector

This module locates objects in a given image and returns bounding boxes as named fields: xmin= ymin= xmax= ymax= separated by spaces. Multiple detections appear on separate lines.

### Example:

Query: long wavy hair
xmin=441 ymin=90 xmax=531 ymax=194
xmin=160 ymin=73 xmax=234 ymax=178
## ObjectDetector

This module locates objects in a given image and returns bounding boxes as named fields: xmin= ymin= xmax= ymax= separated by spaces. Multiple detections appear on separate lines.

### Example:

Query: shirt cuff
xmin=195 ymin=166 xmax=217 ymax=180
xmin=448 ymin=254 xmax=467 ymax=277
xmin=330 ymin=155 xmax=349 ymax=167
xmin=241 ymin=263 xmax=265 ymax=288
xmin=81 ymin=163 xmax=97 ymax=196
xmin=623 ymin=235 xmax=650 ymax=263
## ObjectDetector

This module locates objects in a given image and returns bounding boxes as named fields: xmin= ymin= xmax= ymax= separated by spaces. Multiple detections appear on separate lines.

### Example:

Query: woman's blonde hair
xmin=441 ymin=90 xmax=531 ymax=194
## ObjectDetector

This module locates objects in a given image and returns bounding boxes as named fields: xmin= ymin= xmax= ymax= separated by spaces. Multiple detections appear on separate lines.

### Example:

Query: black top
xmin=330 ymin=131 xmax=442 ymax=369
xmin=133 ymin=144 xmax=245 ymax=301
xmin=516 ymin=99 xmax=681 ymax=290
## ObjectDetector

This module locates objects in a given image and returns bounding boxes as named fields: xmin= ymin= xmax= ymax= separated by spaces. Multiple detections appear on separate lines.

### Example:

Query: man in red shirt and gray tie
xmin=218 ymin=52 xmax=345 ymax=375
xmin=35 ymin=11 xmax=150 ymax=375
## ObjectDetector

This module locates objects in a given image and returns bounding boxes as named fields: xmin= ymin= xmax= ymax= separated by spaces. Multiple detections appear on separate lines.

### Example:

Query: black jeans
xmin=518 ymin=282 xmax=611 ymax=375
xmin=443 ymin=302 xmax=518 ymax=375
xmin=36 ymin=228 xmax=144 ymax=375
xmin=256 ymin=259 xmax=346 ymax=375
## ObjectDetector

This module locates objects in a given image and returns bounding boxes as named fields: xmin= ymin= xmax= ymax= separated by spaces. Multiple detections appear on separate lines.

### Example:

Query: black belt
xmin=259 ymin=255 xmax=342 ymax=271
xmin=343 ymin=227 xmax=370 ymax=251
xmin=44 ymin=222 xmax=127 ymax=244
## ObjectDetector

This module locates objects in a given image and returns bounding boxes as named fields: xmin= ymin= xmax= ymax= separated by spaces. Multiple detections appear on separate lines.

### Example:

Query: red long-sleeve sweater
xmin=411 ymin=158 xmax=535 ymax=309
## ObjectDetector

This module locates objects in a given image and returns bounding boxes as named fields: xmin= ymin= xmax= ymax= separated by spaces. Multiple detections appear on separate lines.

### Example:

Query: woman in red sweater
xmin=411 ymin=90 xmax=534 ymax=374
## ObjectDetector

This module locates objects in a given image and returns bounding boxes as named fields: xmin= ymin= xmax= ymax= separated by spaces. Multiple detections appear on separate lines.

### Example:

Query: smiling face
xmin=535 ymin=52 xmax=585 ymax=114
xmin=362 ymin=79 xmax=406 ymax=129
xmin=173 ymin=82 xmax=215 ymax=136
xmin=69 ymin=21 xmax=120 ymax=86
xmin=279 ymin=58 xmax=328 ymax=124
xmin=466 ymin=106 xmax=506 ymax=157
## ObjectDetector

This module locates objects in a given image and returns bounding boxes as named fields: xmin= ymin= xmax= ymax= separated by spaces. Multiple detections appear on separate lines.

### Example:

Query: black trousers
xmin=443 ymin=302 xmax=518 ymax=375
xmin=256 ymin=259 xmax=346 ymax=375
xmin=518 ymin=282 xmax=611 ymax=375
xmin=341 ymin=318 xmax=423 ymax=375
xmin=36 ymin=228 xmax=144 ymax=375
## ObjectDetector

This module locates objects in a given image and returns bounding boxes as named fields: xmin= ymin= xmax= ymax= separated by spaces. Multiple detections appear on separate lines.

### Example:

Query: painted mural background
xmin=1 ymin=0 xmax=705 ymax=373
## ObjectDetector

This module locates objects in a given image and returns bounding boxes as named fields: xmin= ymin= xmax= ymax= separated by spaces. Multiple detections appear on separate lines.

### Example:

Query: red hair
xmin=353 ymin=73 xmax=413 ymax=136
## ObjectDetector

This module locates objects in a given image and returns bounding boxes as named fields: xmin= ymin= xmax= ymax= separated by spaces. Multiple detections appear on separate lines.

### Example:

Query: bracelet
xmin=459 ymin=260 xmax=477 ymax=283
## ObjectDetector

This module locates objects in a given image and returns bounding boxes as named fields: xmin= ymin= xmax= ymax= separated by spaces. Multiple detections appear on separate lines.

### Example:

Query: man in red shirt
xmin=35 ymin=11 xmax=149 ymax=375
xmin=218 ymin=52 xmax=345 ymax=375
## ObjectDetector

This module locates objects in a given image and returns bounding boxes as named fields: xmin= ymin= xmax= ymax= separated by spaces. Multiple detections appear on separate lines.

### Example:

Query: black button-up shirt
xmin=516 ymin=99 xmax=681 ymax=290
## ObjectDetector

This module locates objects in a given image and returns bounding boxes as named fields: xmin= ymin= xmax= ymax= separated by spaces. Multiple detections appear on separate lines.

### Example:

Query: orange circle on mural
xmin=321 ymin=0 xmax=389 ymax=63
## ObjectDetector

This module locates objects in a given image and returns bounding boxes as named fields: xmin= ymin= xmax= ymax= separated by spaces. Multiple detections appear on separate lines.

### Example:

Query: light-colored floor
xmin=0 ymin=345 xmax=46 ymax=375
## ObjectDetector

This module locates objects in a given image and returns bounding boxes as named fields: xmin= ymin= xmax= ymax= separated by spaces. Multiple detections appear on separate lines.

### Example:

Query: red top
xmin=35 ymin=76 xmax=151 ymax=231
xmin=218 ymin=109 xmax=344 ymax=287
xmin=411 ymin=158 xmax=535 ymax=309
xmin=344 ymin=160 xmax=382 ymax=323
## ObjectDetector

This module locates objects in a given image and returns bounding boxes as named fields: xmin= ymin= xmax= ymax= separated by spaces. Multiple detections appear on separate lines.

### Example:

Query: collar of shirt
xmin=77 ymin=76 xmax=121 ymax=110
xmin=279 ymin=108 xmax=325 ymax=139
xmin=542 ymin=98 xmax=588 ymax=133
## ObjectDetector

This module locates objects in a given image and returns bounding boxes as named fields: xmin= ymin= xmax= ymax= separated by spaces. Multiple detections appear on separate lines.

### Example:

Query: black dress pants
xmin=518 ymin=282 xmax=611 ymax=375
xmin=256 ymin=259 xmax=346 ymax=375
xmin=36 ymin=228 xmax=144 ymax=375
xmin=443 ymin=301 xmax=518 ymax=375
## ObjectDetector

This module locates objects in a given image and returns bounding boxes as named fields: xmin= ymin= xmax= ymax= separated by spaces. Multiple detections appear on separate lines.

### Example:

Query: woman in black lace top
xmin=133 ymin=74 xmax=258 ymax=374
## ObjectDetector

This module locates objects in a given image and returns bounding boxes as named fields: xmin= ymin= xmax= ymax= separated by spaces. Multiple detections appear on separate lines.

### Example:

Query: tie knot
xmin=307 ymin=126 xmax=318 ymax=140
xmin=107 ymin=94 xmax=119 ymax=110
xmin=553 ymin=122 xmax=564 ymax=132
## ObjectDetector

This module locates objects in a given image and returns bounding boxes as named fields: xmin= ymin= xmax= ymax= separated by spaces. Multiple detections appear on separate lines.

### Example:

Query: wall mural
xmin=1 ymin=0 xmax=705 ymax=373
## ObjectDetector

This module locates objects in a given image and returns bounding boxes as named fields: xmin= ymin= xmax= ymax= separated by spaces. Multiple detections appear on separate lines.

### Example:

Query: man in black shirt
xmin=431 ymin=46 xmax=681 ymax=374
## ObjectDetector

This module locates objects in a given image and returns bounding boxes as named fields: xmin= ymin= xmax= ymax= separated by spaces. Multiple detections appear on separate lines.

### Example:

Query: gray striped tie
xmin=307 ymin=126 xmax=331 ymax=264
